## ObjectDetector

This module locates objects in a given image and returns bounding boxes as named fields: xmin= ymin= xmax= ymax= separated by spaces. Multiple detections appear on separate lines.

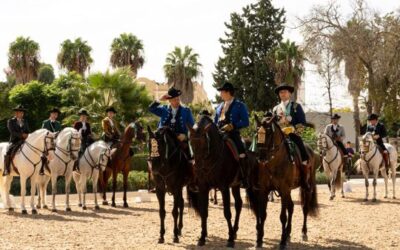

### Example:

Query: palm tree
xmin=8 ymin=36 xmax=41 ymax=84
xmin=164 ymin=46 xmax=202 ymax=104
xmin=268 ymin=39 xmax=305 ymax=101
xmin=110 ymin=33 xmax=145 ymax=77
xmin=57 ymin=38 xmax=93 ymax=77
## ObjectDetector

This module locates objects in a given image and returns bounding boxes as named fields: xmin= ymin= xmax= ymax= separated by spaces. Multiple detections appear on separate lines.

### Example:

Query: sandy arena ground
xmin=0 ymin=179 xmax=399 ymax=250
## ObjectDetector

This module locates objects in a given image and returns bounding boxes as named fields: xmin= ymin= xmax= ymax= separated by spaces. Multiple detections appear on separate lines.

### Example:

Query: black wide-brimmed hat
xmin=13 ymin=104 xmax=27 ymax=112
xmin=367 ymin=113 xmax=379 ymax=121
xmin=331 ymin=114 xmax=341 ymax=119
xmin=78 ymin=108 xmax=89 ymax=116
xmin=166 ymin=87 xmax=182 ymax=99
xmin=217 ymin=82 xmax=237 ymax=92
xmin=199 ymin=109 xmax=212 ymax=116
xmin=105 ymin=106 xmax=117 ymax=113
xmin=263 ymin=111 xmax=273 ymax=118
xmin=49 ymin=107 xmax=61 ymax=114
xmin=274 ymin=83 xmax=295 ymax=95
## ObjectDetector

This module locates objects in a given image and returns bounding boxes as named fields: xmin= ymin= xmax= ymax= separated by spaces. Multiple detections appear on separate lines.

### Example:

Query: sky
xmin=0 ymin=0 xmax=399 ymax=111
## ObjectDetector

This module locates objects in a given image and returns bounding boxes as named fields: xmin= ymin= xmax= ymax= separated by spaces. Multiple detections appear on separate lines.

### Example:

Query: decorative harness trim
xmin=81 ymin=147 xmax=111 ymax=179
xmin=320 ymin=136 xmax=342 ymax=172
xmin=53 ymin=132 xmax=80 ymax=176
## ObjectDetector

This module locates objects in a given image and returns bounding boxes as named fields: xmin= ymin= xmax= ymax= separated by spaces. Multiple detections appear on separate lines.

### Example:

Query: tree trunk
xmin=352 ymin=92 xmax=361 ymax=151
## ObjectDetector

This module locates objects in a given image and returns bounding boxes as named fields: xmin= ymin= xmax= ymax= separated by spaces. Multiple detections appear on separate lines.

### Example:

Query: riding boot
xmin=39 ymin=155 xmax=47 ymax=175
xmin=3 ymin=154 xmax=11 ymax=176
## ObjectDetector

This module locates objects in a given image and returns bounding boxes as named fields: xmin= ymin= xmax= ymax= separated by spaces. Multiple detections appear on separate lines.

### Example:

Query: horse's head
xmin=26 ymin=129 xmax=57 ymax=160
xmin=57 ymin=128 xmax=82 ymax=160
xmin=317 ymin=133 xmax=333 ymax=154
xmin=98 ymin=144 xmax=112 ymax=172
xmin=360 ymin=132 xmax=374 ymax=156
xmin=254 ymin=114 xmax=284 ymax=161
xmin=188 ymin=115 xmax=216 ymax=161
xmin=147 ymin=126 xmax=180 ymax=164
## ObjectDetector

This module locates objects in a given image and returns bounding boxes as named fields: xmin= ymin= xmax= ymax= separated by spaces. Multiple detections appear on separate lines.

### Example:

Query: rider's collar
xmin=280 ymin=100 xmax=290 ymax=106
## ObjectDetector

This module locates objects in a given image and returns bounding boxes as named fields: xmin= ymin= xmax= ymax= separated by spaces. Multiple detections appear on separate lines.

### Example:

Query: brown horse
xmin=147 ymin=126 xmax=191 ymax=244
xmin=246 ymin=116 xmax=319 ymax=249
xmin=188 ymin=115 xmax=252 ymax=248
xmin=100 ymin=123 xmax=141 ymax=207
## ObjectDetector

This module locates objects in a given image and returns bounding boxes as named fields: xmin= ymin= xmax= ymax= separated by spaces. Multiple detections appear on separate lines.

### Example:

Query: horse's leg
xmin=101 ymin=168 xmax=111 ymax=205
xmin=256 ymin=191 xmax=267 ymax=248
xmin=197 ymin=190 xmax=209 ymax=246
xmin=93 ymin=171 xmax=100 ymax=210
xmin=231 ymin=186 xmax=242 ymax=239
xmin=221 ymin=187 xmax=235 ymax=248
xmin=364 ymin=171 xmax=369 ymax=201
xmin=302 ymin=191 xmax=309 ymax=241
xmin=111 ymin=168 xmax=117 ymax=207
xmin=177 ymin=188 xmax=184 ymax=236
xmin=51 ymin=173 xmax=58 ymax=212
xmin=172 ymin=191 xmax=180 ymax=243
xmin=330 ymin=170 xmax=337 ymax=200
xmin=156 ymin=187 xmax=166 ymax=244
xmin=65 ymin=172 xmax=72 ymax=211
xmin=73 ymin=173 xmax=82 ymax=207
xmin=30 ymin=175 xmax=38 ymax=214
xmin=279 ymin=194 xmax=289 ymax=249
xmin=286 ymin=195 xmax=294 ymax=242
xmin=392 ymin=163 xmax=396 ymax=199
xmin=82 ymin=173 xmax=88 ymax=210
xmin=5 ymin=177 xmax=13 ymax=211
xmin=372 ymin=168 xmax=378 ymax=202
xmin=43 ymin=178 xmax=49 ymax=209
xmin=20 ymin=176 xmax=28 ymax=214
xmin=122 ymin=166 xmax=129 ymax=208
xmin=214 ymin=189 xmax=218 ymax=205
xmin=340 ymin=165 xmax=345 ymax=198
xmin=381 ymin=167 xmax=389 ymax=199
xmin=36 ymin=183 xmax=41 ymax=209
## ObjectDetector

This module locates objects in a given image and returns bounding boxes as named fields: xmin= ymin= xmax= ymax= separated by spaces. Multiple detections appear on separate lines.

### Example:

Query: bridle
xmin=82 ymin=145 xmax=111 ymax=178
xmin=318 ymin=134 xmax=340 ymax=172
xmin=15 ymin=131 xmax=56 ymax=174
xmin=256 ymin=119 xmax=285 ymax=164
xmin=54 ymin=131 xmax=81 ymax=176
xmin=360 ymin=134 xmax=379 ymax=171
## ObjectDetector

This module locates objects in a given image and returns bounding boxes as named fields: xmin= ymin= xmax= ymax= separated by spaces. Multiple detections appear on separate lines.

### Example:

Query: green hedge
xmin=9 ymin=170 xmax=148 ymax=196
xmin=131 ymin=153 xmax=148 ymax=172
xmin=315 ymin=172 xmax=329 ymax=185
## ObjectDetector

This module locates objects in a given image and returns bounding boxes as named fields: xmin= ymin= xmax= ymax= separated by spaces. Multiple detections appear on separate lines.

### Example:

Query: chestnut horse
xmin=147 ymin=126 xmax=191 ymax=244
xmin=246 ymin=116 xmax=319 ymax=249
xmin=100 ymin=123 xmax=141 ymax=207
xmin=188 ymin=115 xmax=254 ymax=248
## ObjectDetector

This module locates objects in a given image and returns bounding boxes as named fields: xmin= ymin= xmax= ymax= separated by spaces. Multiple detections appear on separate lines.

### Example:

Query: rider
xmin=272 ymin=83 xmax=310 ymax=186
xmin=73 ymin=109 xmax=94 ymax=171
xmin=148 ymin=86 xmax=195 ymax=164
xmin=366 ymin=113 xmax=389 ymax=167
xmin=214 ymin=82 xmax=250 ymax=187
xmin=323 ymin=114 xmax=348 ymax=157
xmin=3 ymin=105 xmax=30 ymax=176
xmin=42 ymin=107 xmax=62 ymax=133
xmin=102 ymin=106 xmax=121 ymax=148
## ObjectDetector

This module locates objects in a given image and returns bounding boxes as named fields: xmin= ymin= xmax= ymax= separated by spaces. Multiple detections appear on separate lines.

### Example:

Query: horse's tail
xmin=245 ymin=187 xmax=258 ymax=215
xmin=187 ymin=188 xmax=200 ymax=216
xmin=301 ymin=150 xmax=319 ymax=217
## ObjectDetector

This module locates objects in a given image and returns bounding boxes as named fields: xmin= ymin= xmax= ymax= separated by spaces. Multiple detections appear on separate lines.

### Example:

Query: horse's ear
xmin=254 ymin=114 xmax=261 ymax=127
xmin=147 ymin=126 xmax=154 ymax=138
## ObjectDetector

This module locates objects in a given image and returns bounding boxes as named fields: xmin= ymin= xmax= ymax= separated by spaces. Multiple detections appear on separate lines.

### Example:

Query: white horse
xmin=0 ymin=129 xmax=56 ymax=214
xmin=317 ymin=133 xmax=344 ymax=200
xmin=359 ymin=132 xmax=397 ymax=201
xmin=73 ymin=141 xmax=111 ymax=210
xmin=37 ymin=127 xmax=81 ymax=212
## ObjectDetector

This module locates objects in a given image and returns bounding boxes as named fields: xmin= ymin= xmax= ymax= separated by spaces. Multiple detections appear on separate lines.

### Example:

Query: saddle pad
xmin=224 ymin=138 xmax=240 ymax=161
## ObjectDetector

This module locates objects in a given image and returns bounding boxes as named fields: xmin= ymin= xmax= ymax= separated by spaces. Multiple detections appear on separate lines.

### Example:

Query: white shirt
xmin=82 ymin=121 xmax=87 ymax=130
xmin=221 ymin=98 xmax=234 ymax=120
xmin=171 ymin=107 xmax=178 ymax=123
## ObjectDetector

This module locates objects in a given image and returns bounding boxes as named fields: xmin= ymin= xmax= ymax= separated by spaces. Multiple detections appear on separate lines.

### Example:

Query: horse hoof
xmin=384 ymin=196 xmax=388 ymax=199
xmin=279 ymin=243 xmax=287 ymax=250
xmin=51 ymin=209 xmax=57 ymax=213
xmin=256 ymin=242 xmax=263 ymax=248
xmin=214 ymin=201 xmax=218 ymax=205
xmin=197 ymin=239 xmax=206 ymax=246
xmin=82 ymin=206 xmax=87 ymax=210
xmin=78 ymin=203 xmax=82 ymax=207
xmin=21 ymin=210 xmax=28 ymax=215
xmin=123 ymin=203 xmax=129 ymax=208
xmin=111 ymin=203 xmax=116 ymax=208
xmin=302 ymin=233 xmax=308 ymax=241
xmin=158 ymin=238 xmax=165 ymax=244
xmin=173 ymin=238 xmax=179 ymax=243
xmin=363 ymin=198 xmax=368 ymax=202
xmin=95 ymin=205 xmax=100 ymax=210
xmin=66 ymin=207 xmax=72 ymax=212
xmin=36 ymin=205 xmax=41 ymax=209
xmin=8 ymin=208 xmax=14 ymax=212
xmin=341 ymin=195 xmax=345 ymax=198
xmin=372 ymin=198 xmax=377 ymax=202
xmin=43 ymin=205 xmax=48 ymax=209
xmin=31 ymin=209 xmax=38 ymax=215
xmin=393 ymin=196 xmax=396 ymax=199
xmin=226 ymin=241 xmax=235 ymax=248
xmin=102 ymin=201 xmax=109 ymax=206
xmin=329 ymin=196 xmax=334 ymax=201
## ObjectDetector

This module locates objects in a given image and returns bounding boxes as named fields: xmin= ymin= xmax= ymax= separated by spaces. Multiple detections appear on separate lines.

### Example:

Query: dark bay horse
xmin=188 ymin=115 xmax=250 ymax=248
xmin=100 ymin=123 xmax=140 ymax=207
xmin=246 ymin=116 xmax=319 ymax=249
xmin=147 ymin=126 xmax=190 ymax=244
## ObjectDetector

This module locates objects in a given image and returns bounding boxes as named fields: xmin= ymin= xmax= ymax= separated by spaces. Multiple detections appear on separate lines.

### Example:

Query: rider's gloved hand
xmin=221 ymin=123 xmax=234 ymax=132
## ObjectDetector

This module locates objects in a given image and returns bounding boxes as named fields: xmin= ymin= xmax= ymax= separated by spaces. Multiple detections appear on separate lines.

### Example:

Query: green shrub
xmin=131 ymin=153 xmax=148 ymax=172
xmin=315 ymin=172 xmax=329 ymax=185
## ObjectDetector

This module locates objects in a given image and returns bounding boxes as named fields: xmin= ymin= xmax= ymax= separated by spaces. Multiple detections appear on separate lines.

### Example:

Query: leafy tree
xmin=164 ymin=46 xmax=202 ymax=104
xmin=213 ymin=0 xmax=285 ymax=111
xmin=110 ymin=33 xmax=145 ymax=77
xmin=8 ymin=36 xmax=40 ymax=84
xmin=38 ymin=64 xmax=55 ymax=84
xmin=57 ymin=38 xmax=93 ymax=77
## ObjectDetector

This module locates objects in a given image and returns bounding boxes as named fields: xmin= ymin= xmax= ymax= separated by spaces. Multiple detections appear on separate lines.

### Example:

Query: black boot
xmin=3 ymin=154 xmax=11 ymax=176
xmin=39 ymin=155 xmax=47 ymax=175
